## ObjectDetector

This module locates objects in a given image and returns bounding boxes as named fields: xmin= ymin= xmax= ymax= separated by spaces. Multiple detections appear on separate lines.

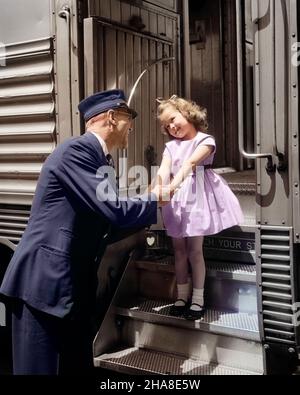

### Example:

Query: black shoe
xmin=169 ymin=299 xmax=188 ymax=317
xmin=183 ymin=303 xmax=205 ymax=321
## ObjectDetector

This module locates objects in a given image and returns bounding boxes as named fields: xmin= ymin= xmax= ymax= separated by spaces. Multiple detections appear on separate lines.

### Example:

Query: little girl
xmin=154 ymin=95 xmax=244 ymax=320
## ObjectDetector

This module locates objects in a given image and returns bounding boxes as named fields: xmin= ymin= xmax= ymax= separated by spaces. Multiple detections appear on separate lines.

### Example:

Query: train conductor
xmin=0 ymin=89 xmax=169 ymax=375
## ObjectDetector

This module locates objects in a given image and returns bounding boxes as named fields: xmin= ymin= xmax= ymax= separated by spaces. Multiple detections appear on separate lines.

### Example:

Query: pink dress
xmin=162 ymin=132 xmax=244 ymax=238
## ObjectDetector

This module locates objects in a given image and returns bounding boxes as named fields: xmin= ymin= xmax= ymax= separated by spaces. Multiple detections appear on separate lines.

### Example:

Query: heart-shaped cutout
xmin=146 ymin=236 xmax=155 ymax=246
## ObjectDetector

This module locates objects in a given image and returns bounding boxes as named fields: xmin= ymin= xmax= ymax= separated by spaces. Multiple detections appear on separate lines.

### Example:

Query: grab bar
xmin=127 ymin=57 xmax=175 ymax=107
xmin=236 ymin=0 xmax=275 ymax=172
xmin=58 ymin=5 xmax=73 ymax=133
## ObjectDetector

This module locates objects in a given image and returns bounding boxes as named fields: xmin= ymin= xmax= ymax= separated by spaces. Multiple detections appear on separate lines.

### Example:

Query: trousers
xmin=11 ymin=299 xmax=95 ymax=375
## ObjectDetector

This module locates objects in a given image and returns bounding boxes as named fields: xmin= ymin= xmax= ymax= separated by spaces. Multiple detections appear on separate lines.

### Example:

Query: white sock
xmin=190 ymin=288 xmax=204 ymax=311
xmin=174 ymin=283 xmax=190 ymax=306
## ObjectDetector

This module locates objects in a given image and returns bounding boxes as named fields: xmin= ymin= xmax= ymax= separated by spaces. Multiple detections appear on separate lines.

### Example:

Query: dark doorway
xmin=189 ymin=0 xmax=226 ymax=167
xmin=188 ymin=0 xmax=242 ymax=170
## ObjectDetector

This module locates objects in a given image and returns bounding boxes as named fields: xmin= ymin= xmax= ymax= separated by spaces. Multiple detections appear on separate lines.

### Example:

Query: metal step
xmin=93 ymin=297 xmax=263 ymax=374
xmin=204 ymin=277 xmax=257 ymax=313
xmin=135 ymin=258 xmax=256 ymax=282
xmin=94 ymin=347 xmax=260 ymax=375
xmin=206 ymin=261 xmax=256 ymax=282
xmin=116 ymin=299 xmax=259 ymax=341
xmin=116 ymin=319 xmax=262 ymax=372
xmin=220 ymin=169 xmax=255 ymax=185
xmin=93 ymin=247 xmax=263 ymax=375
xmin=225 ymin=224 xmax=256 ymax=233
xmin=135 ymin=259 xmax=257 ymax=313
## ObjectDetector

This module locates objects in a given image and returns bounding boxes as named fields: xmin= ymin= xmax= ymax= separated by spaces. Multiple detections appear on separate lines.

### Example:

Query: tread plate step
xmin=116 ymin=299 xmax=260 ymax=341
xmin=206 ymin=261 xmax=256 ymax=282
xmin=95 ymin=347 xmax=259 ymax=375
xmin=135 ymin=258 xmax=256 ymax=283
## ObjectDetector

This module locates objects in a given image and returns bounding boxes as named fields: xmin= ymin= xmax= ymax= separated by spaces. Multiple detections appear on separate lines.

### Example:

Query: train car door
xmin=83 ymin=14 xmax=179 ymax=183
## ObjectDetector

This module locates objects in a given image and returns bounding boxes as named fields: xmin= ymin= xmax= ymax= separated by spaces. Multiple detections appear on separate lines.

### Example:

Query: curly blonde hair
xmin=157 ymin=95 xmax=208 ymax=136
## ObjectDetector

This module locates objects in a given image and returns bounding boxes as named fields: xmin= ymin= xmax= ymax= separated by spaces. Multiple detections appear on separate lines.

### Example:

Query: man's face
xmin=114 ymin=110 xmax=133 ymax=149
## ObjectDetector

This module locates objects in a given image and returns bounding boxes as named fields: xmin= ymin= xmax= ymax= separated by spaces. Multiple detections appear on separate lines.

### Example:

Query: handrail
xmin=236 ymin=0 xmax=275 ymax=172
xmin=127 ymin=57 xmax=175 ymax=107
xmin=0 ymin=237 xmax=16 ymax=251
xmin=251 ymin=0 xmax=270 ymax=23
xmin=58 ymin=5 xmax=73 ymax=133
xmin=58 ymin=4 xmax=70 ymax=19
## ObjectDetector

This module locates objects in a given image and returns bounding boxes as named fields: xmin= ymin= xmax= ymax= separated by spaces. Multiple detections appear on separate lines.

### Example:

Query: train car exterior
xmin=0 ymin=0 xmax=299 ymax=375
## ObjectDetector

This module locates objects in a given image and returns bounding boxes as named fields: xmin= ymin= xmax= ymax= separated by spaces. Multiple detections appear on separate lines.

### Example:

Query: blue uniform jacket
xmin=0 ymin=132 xmax=157 ymax=317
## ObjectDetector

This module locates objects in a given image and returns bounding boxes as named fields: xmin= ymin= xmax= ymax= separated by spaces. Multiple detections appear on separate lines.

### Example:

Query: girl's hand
xmin=151 ymin=184 xmax=173 ymax=206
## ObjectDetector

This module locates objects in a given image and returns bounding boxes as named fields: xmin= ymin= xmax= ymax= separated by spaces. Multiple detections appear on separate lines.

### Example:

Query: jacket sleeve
xmin=55 ymin=141 xmax=157 ymax=228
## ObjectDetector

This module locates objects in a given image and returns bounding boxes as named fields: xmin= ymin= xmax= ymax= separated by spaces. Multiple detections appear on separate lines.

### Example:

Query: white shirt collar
xmin=90 ymin=132 xmax=109 ymax=156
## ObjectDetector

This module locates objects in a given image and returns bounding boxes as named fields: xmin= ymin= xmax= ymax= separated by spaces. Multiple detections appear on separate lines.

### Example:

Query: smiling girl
xmin=154 ymin=95 xmax=244 ymax=320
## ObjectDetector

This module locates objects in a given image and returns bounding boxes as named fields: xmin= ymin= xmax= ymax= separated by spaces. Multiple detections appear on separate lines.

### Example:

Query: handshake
xmin=150 ymin=183 xmax=175 ymax=207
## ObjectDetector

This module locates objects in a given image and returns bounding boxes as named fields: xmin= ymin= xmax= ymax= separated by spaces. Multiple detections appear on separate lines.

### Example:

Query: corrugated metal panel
xmin=257 ymin=226 xmax=297 ymax=345
xmin=0 ymin=207 xmax=30 ymax=244
xmin=0 ymin=38 xmax=56 ymax=206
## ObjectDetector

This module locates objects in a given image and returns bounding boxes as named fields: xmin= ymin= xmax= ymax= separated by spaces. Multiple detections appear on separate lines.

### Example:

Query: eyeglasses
xmin=116 ymin=110 xmax=133 ymax=120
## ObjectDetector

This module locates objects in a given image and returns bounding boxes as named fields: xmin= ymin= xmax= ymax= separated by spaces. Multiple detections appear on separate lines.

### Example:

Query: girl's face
xmin=160 ymin=107 xmax=196 ymax=140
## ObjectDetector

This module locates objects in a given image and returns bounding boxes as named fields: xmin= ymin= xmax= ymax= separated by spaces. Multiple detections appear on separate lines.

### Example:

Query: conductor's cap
xmin=78 ymin=89 xmax=138 ymax=121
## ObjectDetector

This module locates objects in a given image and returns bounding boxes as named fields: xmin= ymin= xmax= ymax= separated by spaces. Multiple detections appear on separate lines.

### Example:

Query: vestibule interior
xmin=185 ymin=0 xmax=255 ymax=173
